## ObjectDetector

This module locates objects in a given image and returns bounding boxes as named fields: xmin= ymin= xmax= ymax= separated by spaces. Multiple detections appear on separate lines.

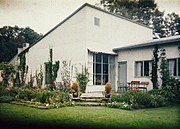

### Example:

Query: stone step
xmin=80 ymin=99 xmax=102 ymax=102
xmin=80 ymin=92 xmax=104 ymax=99
xmin=75 ymin=102 xmax=105 ymax=106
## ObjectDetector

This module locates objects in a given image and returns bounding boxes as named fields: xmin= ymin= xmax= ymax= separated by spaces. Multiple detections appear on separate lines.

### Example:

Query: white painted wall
xmin=25 ymin=7 xmax=88 ymax=84
xmin=116 ymin=44 xmax=179 ymax=91
xmin=85 ymin=6 xmax=152 ymax=52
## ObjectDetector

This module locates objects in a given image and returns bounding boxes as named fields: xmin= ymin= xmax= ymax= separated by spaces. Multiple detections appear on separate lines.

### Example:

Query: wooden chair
xmin=129 ymin=81 xmax=140 ymax=91
xmin=138 ymin=82 xmax=149 ymax=92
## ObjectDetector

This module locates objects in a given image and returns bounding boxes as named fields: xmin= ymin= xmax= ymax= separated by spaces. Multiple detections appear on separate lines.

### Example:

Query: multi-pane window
xmin=93 ymin=53 xmax=115 ymax=85
xmin=135 ymin=61 xmax=152 ymax=77
xmin=167 ymin=58 xmax=180 ymax=76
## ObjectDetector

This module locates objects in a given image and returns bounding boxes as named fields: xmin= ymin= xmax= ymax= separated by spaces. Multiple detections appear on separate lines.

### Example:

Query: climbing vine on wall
xmin=47 ymin=48 xmax=60 ymax=90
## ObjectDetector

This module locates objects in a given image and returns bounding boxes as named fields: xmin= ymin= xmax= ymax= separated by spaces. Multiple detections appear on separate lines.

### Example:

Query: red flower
xmin=50 ymin=81 xmax=55 ymax=85
xmin=55 ymin=91 xmax=59 ymax=94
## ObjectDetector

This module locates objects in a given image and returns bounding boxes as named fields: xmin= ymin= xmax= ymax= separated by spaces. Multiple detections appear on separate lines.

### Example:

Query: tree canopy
xmin=0 ymin=26 xmax=43 ymax=63
xmin=100 ymin=0 xmax=180 ymax=38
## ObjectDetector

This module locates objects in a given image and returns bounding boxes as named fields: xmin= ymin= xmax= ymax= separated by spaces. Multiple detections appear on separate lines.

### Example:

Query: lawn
xmin=0 ymin=103 xmax=179 ymax=129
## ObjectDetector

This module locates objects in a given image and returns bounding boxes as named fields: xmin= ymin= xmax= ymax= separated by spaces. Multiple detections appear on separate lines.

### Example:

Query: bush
xmin=0 ymin=86 xmax=9 ymax=96
xmin=9 ymin=87 xmax=19 ymax=97
xmin=16 ymin=88 xmax=36 ymax=101
xmin=107 ymin=102 xmax=132 ymax=110
xmin=150 ymin=95 xmax=167 ymax=107
xmin=0 ymin=96 xmax=14 ymax=103
xmin=76 ymin=67 xmax=89 ymax=93
xmin=35 ymin=90 xmax=53 ymax=103
xmin=111 ymin=91 xmax=152 ymax=109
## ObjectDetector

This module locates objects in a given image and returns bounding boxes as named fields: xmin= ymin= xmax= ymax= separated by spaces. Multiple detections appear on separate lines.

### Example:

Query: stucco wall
xmin=116 ymin=43 xmax=179 ymax=91
xmin=25 ymin=7 xmax=88 ymax=83
xmin=85 ymin=6 xmax=152 ymax=52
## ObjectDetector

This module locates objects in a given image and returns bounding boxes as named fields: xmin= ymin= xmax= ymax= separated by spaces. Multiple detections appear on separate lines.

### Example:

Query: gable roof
xmin=113 ymin=35 xmax=180 ymax=52
xmin=19 ymin=3 xmax=151 ymax=56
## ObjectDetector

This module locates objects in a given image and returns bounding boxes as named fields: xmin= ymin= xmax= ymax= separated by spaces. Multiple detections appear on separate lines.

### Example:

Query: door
xmin=118 ymin=62 xmax=127 ymax=85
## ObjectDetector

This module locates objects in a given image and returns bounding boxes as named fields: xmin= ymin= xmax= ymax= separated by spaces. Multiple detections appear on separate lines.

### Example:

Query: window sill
xmin=134 ymin=76 xmax=151 ymax=78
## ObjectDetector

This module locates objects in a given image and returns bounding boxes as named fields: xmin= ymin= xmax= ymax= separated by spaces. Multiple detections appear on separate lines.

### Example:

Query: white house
xmin=10 ymin=3 xmax=180 ymax=93
xmin=113 ymin=36 xmax=180 ymax=91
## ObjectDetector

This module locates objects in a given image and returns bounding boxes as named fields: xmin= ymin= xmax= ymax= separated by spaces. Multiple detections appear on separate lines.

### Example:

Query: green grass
xmin=0 ymin=103 xmax=179 ymax=129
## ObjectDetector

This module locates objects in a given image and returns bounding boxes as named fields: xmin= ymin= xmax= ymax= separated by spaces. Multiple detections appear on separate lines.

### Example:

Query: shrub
xmin=17 ymin=88 xmax=36 ymax=101
xmin=111 ymin=91 xmax=152 ymax=109
xmin=76 ymin=66 xmax=89 ymax=93
xmin=9 ymin=87 xmax=19 ymax=97
xmin=0 ymin=86 xmax=9 ymax=96
xmin=35 ymin=90 xmax=53 ymax=103
xmin=0 ymin=96 xmax=14 ymax=103
xmin=150 ymin=95 xmax=167 ymax=107
xmin=107 ymin=102 xmax=132 ymax=110
xmin=111 ymin=93 xmax=122 ymax=102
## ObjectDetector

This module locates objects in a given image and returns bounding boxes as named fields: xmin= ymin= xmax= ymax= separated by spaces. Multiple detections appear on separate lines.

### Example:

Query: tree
xmin=151 ymin=45 xmax=159 ymax=89
xmin=100 ymin=0 xmax=158 ymax=25
xmin=164 ymin=13 xmax=180 ymax=37
xmin=0 ymin=26 xmax=43 ymax=62
xmin=100 ymin=0 xmax=180 ymax=38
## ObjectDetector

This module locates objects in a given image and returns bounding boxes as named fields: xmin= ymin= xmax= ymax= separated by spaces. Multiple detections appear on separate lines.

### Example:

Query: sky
xmin=0 ymin=0 xmax=180 ymax=34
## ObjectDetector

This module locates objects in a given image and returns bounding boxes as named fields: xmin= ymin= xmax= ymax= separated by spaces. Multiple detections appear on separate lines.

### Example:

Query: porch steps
xmin=73 ymin=92 xmax=108 ymax=106
xmin=80 ymin=92 xmax=104 ymax=99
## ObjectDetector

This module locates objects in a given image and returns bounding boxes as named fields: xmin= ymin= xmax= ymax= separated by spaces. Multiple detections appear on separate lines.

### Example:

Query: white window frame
xmin=135 ymin=60 xmax=152 ymax=77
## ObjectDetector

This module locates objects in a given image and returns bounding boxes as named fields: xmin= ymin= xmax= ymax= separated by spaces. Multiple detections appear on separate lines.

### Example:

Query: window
xmin=94 ymin=17 xmax=100 ymax=26
xmin=93 ymin=53 xmax=115 ymax=85
xmin=167 ymin=58 xmax=180 ymax=77
xmin=135 ymin=61 xmax=152 ymax=77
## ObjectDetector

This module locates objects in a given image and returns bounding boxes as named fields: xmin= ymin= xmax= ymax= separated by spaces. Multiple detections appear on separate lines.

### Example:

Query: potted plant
xmin=105 ymin=82 xmax=112 ymax=98
xmin=71 ymin=82 xmax=79 ymax=98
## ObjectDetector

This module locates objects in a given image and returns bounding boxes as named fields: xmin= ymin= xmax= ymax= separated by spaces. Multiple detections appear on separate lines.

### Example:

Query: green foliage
xmin=151 ymin=45 xmax=159 ymax=89
xmin=0 ymin=62 xmax=15 ymax=86
xmin=164 ymin=13 xmax=180 ymax=37
xmin=46 ymin=48 xmax=59 ymax=90
xmin=159 ymin=48 xmax=170 ymax=88
xmin=35 ymin=90 xmax=70 ymax=104
xmin=0 ymin=26 xmax=43 ymax=62
xmin=100 ymin=0 xmax=180 ymax=38
xmin=111 ymin=91 xmax=169 ymax=109
xmin=76 ymin=66 xmax=89 ymax=93
xmin=100 ymin=0 xmax=157 ymax=25
xmin=16 ymin=88 xmax=36 ymax=101
xmin=0 ymin=96 xmax=14 ymax=103
xmin=35 ymin=90 xmax=53 ymax=103
xmin=107 ymin=102 xmax=132 ymax=110
xmin=111 ymin=91 xmax=152 ymax=109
